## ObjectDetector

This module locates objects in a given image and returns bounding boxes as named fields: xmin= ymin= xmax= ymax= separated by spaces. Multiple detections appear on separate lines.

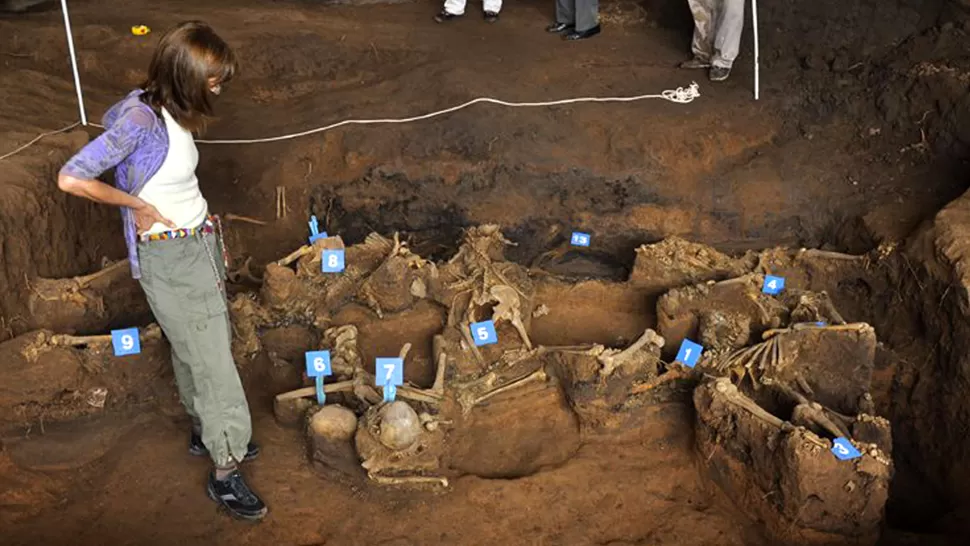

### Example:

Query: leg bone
xmin=597 ymin=328 xmax=664 ymax=379
xmin=466 ymin=368 xmax=548 ymax=413
xmin=369 ymin=473 xmax=449 ymax=487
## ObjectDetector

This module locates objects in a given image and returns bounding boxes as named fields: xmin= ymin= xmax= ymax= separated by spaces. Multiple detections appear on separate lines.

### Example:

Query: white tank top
xmin=137 ymin=108 xmax=208 ymax=234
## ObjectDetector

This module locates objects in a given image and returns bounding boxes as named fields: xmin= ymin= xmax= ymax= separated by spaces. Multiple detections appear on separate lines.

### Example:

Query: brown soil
xmin=2 ymin=0 xmax=970 ymax=545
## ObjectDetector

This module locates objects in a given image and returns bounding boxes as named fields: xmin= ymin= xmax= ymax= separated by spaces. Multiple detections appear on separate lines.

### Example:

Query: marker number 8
xmin=328 ymin=254 xmax=339 ymax=268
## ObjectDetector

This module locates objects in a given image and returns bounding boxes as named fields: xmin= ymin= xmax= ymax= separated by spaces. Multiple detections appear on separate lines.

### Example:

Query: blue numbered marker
xmin=315 ymin=376 xmax=326 ymax=405
xmin=384 ymin=384 xmax=397 ymax=403
xmin=570 ymin=232 xmax=591 ymax=247
xmin=675 ymin=339 xmax=703 ymax=368
xmin=321 ymin=249 xmax=345 ymax=273
xmin=305 ymin=350 xmax=332 ymax=378
xmin=762 ymin=275 xmax=785 ymax=295
xmin=111 ymin=327 xmax=141 ymax=356
xmin=376 ymin=357 xmax=404 ymax=403
xmin=815 ymin=321 xmax=827 ymax=327
xmin=470 ymin=320 xmax=498 ymax=346
xmin=308 ymin=215 xmax=328 ymax=243
xmin=831 ymin=437 xmax=862 ymax=461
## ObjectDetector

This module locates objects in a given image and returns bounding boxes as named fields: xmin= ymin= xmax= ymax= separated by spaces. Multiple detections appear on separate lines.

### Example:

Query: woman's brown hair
xmin=140 ymin=21 xmax=237 ymax=133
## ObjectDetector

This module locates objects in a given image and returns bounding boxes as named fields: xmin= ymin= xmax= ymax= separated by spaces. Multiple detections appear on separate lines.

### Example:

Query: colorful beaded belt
xmin=139 ymin=216 xmax=218 ymax=242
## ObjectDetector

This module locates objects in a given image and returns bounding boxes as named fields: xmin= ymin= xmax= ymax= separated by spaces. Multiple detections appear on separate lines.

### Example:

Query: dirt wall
xmin=892 ymin=187 xmax=970 ymax=527
xmin=0 ymin=131 xmax=123 ymax=342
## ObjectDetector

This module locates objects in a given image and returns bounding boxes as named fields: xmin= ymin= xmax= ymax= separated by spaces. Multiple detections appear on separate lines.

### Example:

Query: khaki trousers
xmin=137 ymin=230 xmax=251 ymax=466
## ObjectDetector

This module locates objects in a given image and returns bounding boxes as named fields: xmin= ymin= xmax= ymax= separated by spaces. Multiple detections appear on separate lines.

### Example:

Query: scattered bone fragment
xmin=369 ymin=474 xmax=449 ymax=488
xmin=85 ymin=387 xmax=108 ymax=409
xmin=276 ymin=245 xmax=313 ymax=267
xmin=275 ymin=186 xmax=286 ymax=219
xmin=26 ymin=259 xmax=146 ymax=334
xmin=324 ymin=325 xmax=363 ymax=378
xmin=358 ymin=233 xmax=431 ymax=317
xmin=226 ymin=256 xmax=263 ymax=284
xmin=596 ymin=328 xmax=664 ymax=379
xmin=467 ymin=368 xmax=548 ymax=412
xmin=228 ymin=294 xmax=271 ymax=360
xmin=629 ymin=369 xmax=689 ymax=394
xmin=274 ymin=395 xmax=314 ymax=427
xmin=698 ymin=310 xmax=751 ymax=351
xmin=223 ymin=213 xmax=268 ymax=226
xmin=489 ymin=284 xmax=533 ymax=349
xmin=629 ymin=237 xmax=752 ymax=291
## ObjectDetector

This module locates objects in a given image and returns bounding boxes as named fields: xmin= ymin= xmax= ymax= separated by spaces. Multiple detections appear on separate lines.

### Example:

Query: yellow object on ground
xmin=131 ymin=25 xmax=150 ymax=36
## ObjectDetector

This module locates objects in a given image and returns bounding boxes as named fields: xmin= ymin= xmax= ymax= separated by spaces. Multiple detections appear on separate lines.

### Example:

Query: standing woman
xmin=57 ymin=21 xmax=267 ymax=521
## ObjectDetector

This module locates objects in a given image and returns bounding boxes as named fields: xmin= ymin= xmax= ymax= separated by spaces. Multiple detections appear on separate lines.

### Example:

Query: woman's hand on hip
xmin=133 ymin=201 xmax=176 ymax=234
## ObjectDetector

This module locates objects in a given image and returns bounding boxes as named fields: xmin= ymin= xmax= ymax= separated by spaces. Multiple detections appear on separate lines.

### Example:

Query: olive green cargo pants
xmin=137 ymin=230 xmax=252 ymax=467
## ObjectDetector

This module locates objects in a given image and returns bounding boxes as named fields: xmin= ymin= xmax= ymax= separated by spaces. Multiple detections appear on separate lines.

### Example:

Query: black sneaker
xmin=190 ymin=431 xmax=261 ymax=462
xmin=709 ymin=65 xmax=731 ymax=82
xmin=434 ymin=10 xmax=461 ymax=23
xmin=484 ymin=11 xmax=499 ymax=23
xmin=546 ymin=22 xmax=573 ymax=33
xmin=563 ymin=25 xmax=601 ymax=41
xmin=206 ymin=470 xmax=267 ymax=521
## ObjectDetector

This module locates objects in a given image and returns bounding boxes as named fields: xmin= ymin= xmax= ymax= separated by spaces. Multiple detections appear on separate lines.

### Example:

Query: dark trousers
xmin=556 ymin=0 xmax=599 ymax=32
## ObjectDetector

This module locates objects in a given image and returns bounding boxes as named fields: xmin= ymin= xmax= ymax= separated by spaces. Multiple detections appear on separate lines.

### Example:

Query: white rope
xmin=0 ymin=83 xmax=700 ymax=160
xmin=0 ymin=122 xmax=80 ymax=161
xmin=196 ymin=82 xmax=701 ymax=144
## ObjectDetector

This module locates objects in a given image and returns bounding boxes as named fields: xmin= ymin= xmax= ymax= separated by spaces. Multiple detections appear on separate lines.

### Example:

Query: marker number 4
xmin=762 ymin=275 xmax=785 ymax=295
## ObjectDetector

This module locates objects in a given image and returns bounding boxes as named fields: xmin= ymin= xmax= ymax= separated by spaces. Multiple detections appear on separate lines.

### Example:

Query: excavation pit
xmin=3 ymin=1 xmax=970 ymax=544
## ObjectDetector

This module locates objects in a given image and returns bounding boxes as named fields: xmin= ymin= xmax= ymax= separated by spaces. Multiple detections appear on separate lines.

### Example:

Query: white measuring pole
xmin=59 ymin=0 xmax=88 ymax=125
xmin=752 ymin=0 xmax=760 ymax=100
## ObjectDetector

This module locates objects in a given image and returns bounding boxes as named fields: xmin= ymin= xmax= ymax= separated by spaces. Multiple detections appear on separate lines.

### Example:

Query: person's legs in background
xmin=483 ymin=0 xmax=502 ymax=22
xmin=436 ymin=0 xmax=467 ymax=22
xmin=682 ymin=0 xmax=715 ymax=68
xmin=562 ymin=0 xmax=600 ymax=40
xmin=709 ymin=0 xmax=745 ymax=81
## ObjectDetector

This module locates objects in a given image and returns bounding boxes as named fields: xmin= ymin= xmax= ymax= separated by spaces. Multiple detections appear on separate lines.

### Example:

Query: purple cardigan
xmin=60 ymin=90 xmax=170 ymax=279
